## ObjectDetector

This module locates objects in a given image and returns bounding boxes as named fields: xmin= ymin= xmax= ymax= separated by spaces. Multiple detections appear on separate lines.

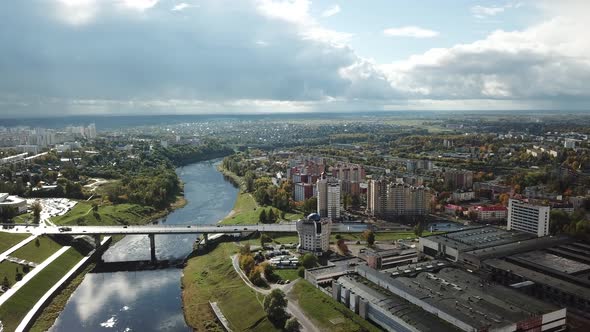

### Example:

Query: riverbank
xmin=21 ymin=194 xmax=189 ymax=330
xmin=182 ymin=242 xmax=280 ymax=332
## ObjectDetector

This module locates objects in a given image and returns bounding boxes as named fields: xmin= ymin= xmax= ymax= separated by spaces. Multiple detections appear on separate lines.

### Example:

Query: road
xmin=1 ymin=223 xmax=366 ymax=236
xmin=230 ymin=255 xmax=319 ymax=332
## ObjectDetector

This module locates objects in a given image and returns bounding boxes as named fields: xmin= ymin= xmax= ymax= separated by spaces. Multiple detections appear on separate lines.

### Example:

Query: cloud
xmin=321 ymin=4 xmax=340 ymax=18
xmin=0 ymin=0 xmax=589 ymax=117
xmin=171 ymin=2 xmax=193 ymax=11
xmin=471 ymin=5 xmax=505 ymax=18
xmin=383 ymin=26 xmax=439 ymax=38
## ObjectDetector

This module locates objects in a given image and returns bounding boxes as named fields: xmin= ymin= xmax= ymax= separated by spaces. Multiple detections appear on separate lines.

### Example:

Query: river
xmin=49 ymin=160 xmax=239 ymax=332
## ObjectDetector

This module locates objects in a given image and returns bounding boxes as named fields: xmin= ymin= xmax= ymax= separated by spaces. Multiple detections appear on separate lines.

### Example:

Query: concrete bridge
xmin=3 ymin=223 xmax=366 ymax=262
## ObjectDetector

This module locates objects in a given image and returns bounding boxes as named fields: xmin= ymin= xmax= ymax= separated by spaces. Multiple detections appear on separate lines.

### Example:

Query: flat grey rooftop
xmin=423 ymin=226 xmax=534 ymax=252
xmin=391 ymin=267 xmax=560 ymax=330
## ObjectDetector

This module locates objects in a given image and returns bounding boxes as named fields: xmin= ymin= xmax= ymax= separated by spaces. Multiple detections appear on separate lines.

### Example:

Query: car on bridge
xmin=59 ymin=227 xmax=72 ymax=232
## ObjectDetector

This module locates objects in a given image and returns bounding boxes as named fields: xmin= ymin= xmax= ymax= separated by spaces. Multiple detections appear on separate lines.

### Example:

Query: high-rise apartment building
xmin=317 ymin=173 xmax=341 ymax=219
xmin=296 ymin=213 xmax=331 ymax=255
xmin=367 ymin=178 xmax=431 ymax=219
xmin=444 ymin=170 xmax=473 ymax=190
xmin=507 ymin=199 xmax=550 ymax=237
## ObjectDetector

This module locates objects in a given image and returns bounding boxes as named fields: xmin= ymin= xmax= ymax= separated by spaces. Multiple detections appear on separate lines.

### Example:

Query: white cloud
xmin=171 ymin=3 xmax=192 ymax=11
xmin=321 ymin=4 xmax=340 ymax=18
xmin=256 ymin=0 xmax=352 ymax=45
xmin=471 ymin=5 xmax=505 ymax=18
xmin=117 ymin=0 xmax=159 ymax=11
xmin=383 ymin=26 xmax=439 ymax=38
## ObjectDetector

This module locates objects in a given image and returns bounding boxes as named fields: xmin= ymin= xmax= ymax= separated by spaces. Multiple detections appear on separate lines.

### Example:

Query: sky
xmin=0 ymin=0 xmax=589 ymax=117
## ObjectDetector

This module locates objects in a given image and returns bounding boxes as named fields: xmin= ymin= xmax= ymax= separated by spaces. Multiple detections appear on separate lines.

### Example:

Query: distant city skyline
xmin=0 ymin=0 xmax=589 ymax=117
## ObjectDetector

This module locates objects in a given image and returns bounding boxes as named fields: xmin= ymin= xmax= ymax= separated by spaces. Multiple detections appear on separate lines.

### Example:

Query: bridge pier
xmin=203 ymin=233 xmax=208 ymax=246
xmin=149 ymin=234 xmax=156 ymax=262
xmin=93 ymin=235 xmax=101 ymax=248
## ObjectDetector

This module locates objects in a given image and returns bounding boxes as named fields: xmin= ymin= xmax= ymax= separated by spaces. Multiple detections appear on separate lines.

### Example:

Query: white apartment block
xmin=296 ymin=214 xmax=331 ymax=255
xmin=507 ymin=199 xmax=550 ymax=237
xmin=317 ymin=175 xmax=341 ymax=220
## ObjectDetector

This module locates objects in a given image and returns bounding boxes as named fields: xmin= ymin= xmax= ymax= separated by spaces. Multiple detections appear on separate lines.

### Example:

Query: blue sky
xmin=315 ymin=0 xmax=539 ymax=62
xmin=0 ymin=0 xmax=588 ymax=117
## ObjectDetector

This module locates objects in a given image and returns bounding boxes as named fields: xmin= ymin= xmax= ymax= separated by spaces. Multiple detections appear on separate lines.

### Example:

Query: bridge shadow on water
xmin=92 ymin=259 xmax=187 ymax=273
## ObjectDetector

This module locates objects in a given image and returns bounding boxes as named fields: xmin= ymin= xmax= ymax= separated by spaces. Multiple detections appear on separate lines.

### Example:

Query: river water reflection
xmin=50 ymin=160 xmax=239 ymax=332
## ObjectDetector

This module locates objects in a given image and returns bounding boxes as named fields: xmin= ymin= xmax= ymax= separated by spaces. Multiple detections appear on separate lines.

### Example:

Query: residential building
xmin=317 ymin=173 xmax=341 ymax=219
xmin=507 ymin=199 xmax=550 ymax=237
xmin=293 ymin=182 xmax=315 ymax=202
xmin=367 ymin=178 xmax=431 ymax=219
xmin=475 ymin=205 xmax=508 ymax=222
xmin=443 ymin=170 xmax=473 ymax=190
xmin=451 ymin=190 xmax=475 ymax=202
xmin=296 ymin=213 xmax=331 ymax=255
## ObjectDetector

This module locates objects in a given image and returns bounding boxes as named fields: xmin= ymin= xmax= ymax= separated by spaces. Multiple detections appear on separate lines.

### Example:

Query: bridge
xmin=3 ymin=223 xmax=365 ymax=262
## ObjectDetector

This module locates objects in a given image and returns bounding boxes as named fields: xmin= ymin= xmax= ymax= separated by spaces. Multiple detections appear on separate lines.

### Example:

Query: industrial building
xmin=507 ymin=199 xmax=551 ymax=237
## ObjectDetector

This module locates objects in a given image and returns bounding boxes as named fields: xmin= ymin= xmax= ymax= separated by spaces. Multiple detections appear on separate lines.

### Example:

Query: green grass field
xmin=182 ymin=243 xmax=280 ymax=332
xmin=0 ymin=232 xmax=29 ymax=254
xmin=290 ymin=280 xmax=381 ymax=332
xmin=11 ymin=236 xmax=62 ymax=264
xmin=12 ymin=213 xmax=33 ymax=224
xmin=220 ymin=192 xmax=303 ymax=225
xmin=272 ymin=269 xmax=299 ymax=282
xmin=0 ymin=247 xmax=84 ymax=332
xmin=50 ymin=201 xmax=157 ymax=226
xmin=0 ymin=260 xmax=30 ymax=288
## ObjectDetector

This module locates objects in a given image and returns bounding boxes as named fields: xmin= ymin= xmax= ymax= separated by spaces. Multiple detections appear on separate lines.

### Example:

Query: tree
xmin=268 ymin=209 xmax=276 ymax=223
xmin=297 ymin=266 xmax=305 ymax=278
xmin=260 ymin=233 xmax=272 ymax=247
xmin=362 ymin=230 xmax=375 ymax=246
xmin=285 ymin=317 xmax=301 ymax=332
xmin=249 ymin=266 xmax=267 ymax=288
xmin=414 ymin=222 xmax=425 ymax=237
xmin=343 ymin=194 xmax=352 ymax=210
xmin=263 ymin=289 xmax=289 ymax=328
xmin=240 ymin=243 xmax=251 ymax=256
xmin=2 ymin=276 xmax=9 ymax=289
xmin=336 ymin=239 xmax=349 ymax=255
xmin=31 ymin=201 xmax=42 ymax=223
xmin=300 ymin=253 xmax=318 ymax=269
xmin=244 ymin=171 xmax=256 ymax=192
xmin=259 ymin=209 xmax=268 ymax=224
xmin=302 ymin=197 xmax=317 ymax=215
xmin=240 ymin=255 xmax=255 ymax=275
xmin=499 ymin=193 xmax=510 ymax=206
xmin=92 ymin=202 xmax=99 ymax=212
xmin=351 ymin=194 xmax=361 ymax=209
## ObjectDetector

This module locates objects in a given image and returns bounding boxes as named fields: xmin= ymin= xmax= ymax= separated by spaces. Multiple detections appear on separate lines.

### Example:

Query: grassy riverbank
xmin=218 ymin=165 xmax=303 ymax=225
xmin=0 ymin=233 xmax=29 ymax=253
xmin=28 ymin=263 xmax=96 ymax=332
xmin=0 ymin=247 xmax=87 ymax=332
xmin=50 ymin=195 xmax=186 ymax=226
xmin=182 ymin=242 xmax=280 ymax=332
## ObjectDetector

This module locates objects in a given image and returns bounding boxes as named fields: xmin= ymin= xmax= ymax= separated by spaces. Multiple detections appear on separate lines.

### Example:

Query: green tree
xmin=244 ymin=171 xmax=256 ymax=192
xmin=362 ymin=230 xmax=375 ymax=246
xmin=414 ymin=222 xmax=425 ymax=237
xmin=2 ymin=276 xmax=10 ymax=289
xmin=260 ymin=233 xmax=272 ymax=247
xmin=300 ymin=253 xmax=318 ymax=269
xmin=302 ymin=197 xmax=317 ymax=215
xmin=268 ymin=209 xmax=276 ymax=223
xmin=259 ymin=209 xmax=268 ymax=224
xmin=297 ymin=266 xmax=305 ymax=278
xmin=285 ymin=317 xmax=300 ymax=332
xmin=263 ymin=289 xmax=289 ymax=328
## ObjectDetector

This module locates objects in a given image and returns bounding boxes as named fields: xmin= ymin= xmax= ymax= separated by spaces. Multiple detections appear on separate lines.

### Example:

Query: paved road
xmin=1 ymin=223 xmax=366 ymax=237
xmin=230 ymin=255 xmax=320 ymax=332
